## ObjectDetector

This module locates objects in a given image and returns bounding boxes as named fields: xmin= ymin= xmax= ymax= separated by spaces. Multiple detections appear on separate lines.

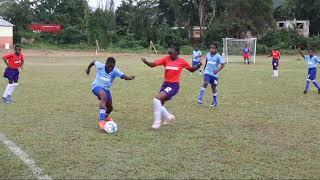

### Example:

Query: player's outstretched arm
xmin=187 ymin=63 xmax=202 ymax=73
xmin=298 ymin=49 xmax=305 ymax=59
xmin=86 ymin=61 xmax=95 ymax=75
xmin=122 ymin=75 xmax=135 ymax=80
xmin=141 ymin=58 xmax=156 ymax=68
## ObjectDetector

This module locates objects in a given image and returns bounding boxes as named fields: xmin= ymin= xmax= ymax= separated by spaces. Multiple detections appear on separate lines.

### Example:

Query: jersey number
xmin=164 ymin=87 xmax=172 ymax=93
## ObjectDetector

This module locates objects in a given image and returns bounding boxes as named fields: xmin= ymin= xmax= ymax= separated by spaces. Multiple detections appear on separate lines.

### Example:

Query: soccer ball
xmin=103 ymin=121 xmax=118 ymax=134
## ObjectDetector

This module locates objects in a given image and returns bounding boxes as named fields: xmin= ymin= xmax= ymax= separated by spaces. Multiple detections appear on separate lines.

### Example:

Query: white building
xmin=0 ymin=18 xmax=14 ymax=49
xmin=277 ymin=20 xmax=310 ymax=37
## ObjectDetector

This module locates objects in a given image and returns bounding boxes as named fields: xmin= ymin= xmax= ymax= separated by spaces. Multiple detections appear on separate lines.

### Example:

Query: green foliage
xmin=260 ymin=29 xmax=306 ymax=49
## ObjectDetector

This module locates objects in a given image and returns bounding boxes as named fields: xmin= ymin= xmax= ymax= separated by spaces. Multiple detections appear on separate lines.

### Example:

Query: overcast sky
xmin=88 ymin=0 xmax=122 ymax=9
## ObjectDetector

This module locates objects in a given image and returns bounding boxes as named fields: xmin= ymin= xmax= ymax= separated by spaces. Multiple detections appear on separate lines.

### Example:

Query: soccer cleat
xmin=197 ymin=98 xmax=203 ymax=105
xmin=163 ymin=115 xmax=175 ymax=126
xmin=210 ymin=102 xmax=218 ymax=107
xmin=7 ymin=95 xmax=14 ymax=102
xmin=106 ymin=116 xmax=113 ymax=122
xmin=152 ymin=120 xmax=161 ymax=129
xmin=2 ymin=97 xmax=10 ymax=104
xmin=98 ymin=120 xmax=106 ymax=130
xmin=318 ymin=89 xmax=320 ymax=94
xmin=303 ymin=91 xmax=308 ymax=94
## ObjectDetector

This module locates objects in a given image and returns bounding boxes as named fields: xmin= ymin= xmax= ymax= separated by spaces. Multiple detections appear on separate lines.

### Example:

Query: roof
xmin=0 ymin=19 xmax=14 ymax=27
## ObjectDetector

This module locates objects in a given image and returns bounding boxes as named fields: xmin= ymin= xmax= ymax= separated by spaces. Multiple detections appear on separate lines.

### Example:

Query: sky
xmin=88 ymin=0 xmax=122 ymax=10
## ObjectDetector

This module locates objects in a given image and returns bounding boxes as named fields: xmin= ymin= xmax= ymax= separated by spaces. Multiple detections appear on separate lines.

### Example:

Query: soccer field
xmin=1 ymin=51 xmax=320 ymax=178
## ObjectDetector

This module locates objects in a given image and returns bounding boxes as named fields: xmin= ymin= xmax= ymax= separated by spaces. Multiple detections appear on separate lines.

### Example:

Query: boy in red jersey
xmin=2 ymin=45 xmax=24 ymax=104
xmin=142 ymin=44 xmax=201 ymax=129
xmin=268 ymin=48 xmax=281 ymax=77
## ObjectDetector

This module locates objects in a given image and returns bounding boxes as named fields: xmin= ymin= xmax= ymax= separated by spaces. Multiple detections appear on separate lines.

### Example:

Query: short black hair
xmin=309 ymin=48 xmax=315 ymax=52
xmin=169 ymin=43 xmax=180 ymax=52
xmin=15 ymin=44 xmax=21 ymax=49
xmin=210 ymin=44 xmax=218 ymax=49
xmin=106 ymin=57 xmax=116 ymax=64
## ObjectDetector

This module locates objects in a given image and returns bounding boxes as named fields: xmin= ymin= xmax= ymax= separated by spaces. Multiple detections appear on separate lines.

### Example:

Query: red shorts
xmin=243 ymin=54 xmax=250 ymax=59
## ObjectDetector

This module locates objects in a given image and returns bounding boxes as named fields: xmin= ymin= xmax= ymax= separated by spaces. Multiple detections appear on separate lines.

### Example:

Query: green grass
xmin=0 ymin=54 xmax=320 ymax=178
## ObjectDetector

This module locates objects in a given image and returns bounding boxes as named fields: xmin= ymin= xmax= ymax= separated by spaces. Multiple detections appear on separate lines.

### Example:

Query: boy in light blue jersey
xmin=191 ymin=46 xmax=203 ymax=75
xmin=198 ymin=44 xmax=225 ymax=106
xmin=86 ymin=57 xmax=135 ymax=130
xmin=299 ymin=48 xmax=320 ymax=94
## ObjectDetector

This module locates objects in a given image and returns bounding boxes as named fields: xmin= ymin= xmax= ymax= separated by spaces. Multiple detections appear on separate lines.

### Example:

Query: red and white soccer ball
xmin=103 ymin=121 xmax=118 ymax=134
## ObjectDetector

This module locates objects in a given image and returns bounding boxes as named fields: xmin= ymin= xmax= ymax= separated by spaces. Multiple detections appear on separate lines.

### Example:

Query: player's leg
xmin=92 ymin=87 xmax=110 ymax=129
xmin=153 ymin=83 xmax=179 ymax=129
xmin=104 ymin=89 xmax=114 ymax=121
xmin=198 ymin=74 xmax=210 ymax=104
xmin=2 ymin=68 xmax=17 ymax=104
xmin=272 ymin=60 xmax=277 ymax=77
xmin=311 ymin=70 xmax=320 ymax=94
xmin=304 ymin=68 xmax=313 ymax=94
xmin=210 ymin=77 xmax=219 ymax=107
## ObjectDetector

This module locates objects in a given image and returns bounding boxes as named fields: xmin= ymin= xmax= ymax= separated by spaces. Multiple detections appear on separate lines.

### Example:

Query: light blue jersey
xmin=204 ymin=53 xmax=225 ymax=78
xmin=305 ymin=55 xmax=319 ymax=69
xmin=91 ymin=61 xmax=124 ymax=90
xmin=192 ymin=50 xmax=202 ymax=62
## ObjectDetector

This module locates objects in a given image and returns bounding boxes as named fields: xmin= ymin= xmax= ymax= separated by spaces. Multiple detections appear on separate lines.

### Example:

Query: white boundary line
xmin=0 ymin=132 xmax=51 ymax=180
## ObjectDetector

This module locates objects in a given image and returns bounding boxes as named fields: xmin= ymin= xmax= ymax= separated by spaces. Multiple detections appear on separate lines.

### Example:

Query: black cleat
xmin=304 ymin=91 xmax=308 ymax=94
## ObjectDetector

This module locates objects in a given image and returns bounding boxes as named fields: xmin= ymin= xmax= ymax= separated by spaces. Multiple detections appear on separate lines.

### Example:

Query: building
xmin=277 ymin=20 xmax=310 ymax=37
xmin=0 ymin=18 xmax=14 ymax=49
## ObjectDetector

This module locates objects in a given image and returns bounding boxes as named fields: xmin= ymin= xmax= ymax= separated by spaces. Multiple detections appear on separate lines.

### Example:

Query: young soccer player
xmin=191 ymin=46 xmax=202 ymax=75
xmin=242 ymin=46 xmax=250 ymax=64
xmin=298 ymin=48 xmax=320 ymax=94
xmin=2 ymin=45 xmax=24 ymax=104
xmin=86 ymin=57 xmax=135 ymax=130
xmin=268 ymin=48 xmax=281 ymax=77
xmin=142 ymin=44 xmax=201 ymax=129
xmin=198 ymin=44 xmax=226 ymax=106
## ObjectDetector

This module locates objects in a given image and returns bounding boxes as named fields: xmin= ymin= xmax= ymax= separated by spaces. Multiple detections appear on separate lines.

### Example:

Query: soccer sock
xmin=313 ymin=81 xmax=320 ymax=90
xmin=2 ymin=84 xmax=13 ymax=98
xmin=305 ymin=81 xmax=310 ymax=92
xmin=8 ymin=83 xmax=18 ymax=96
xmin=161 ymin=106 xmax=171 ymax=119
xmin=213 ymin=92 xmax=218 ymax=104
xmin=276 ymin=70 xmax=279 ymax=76
xmin=198 ymin=87 xmax=206 ymax=101
xmin=153 ymin=98 xmax=162 ymax=123
xmin=99 ymin=109 xmax=107 ymax=121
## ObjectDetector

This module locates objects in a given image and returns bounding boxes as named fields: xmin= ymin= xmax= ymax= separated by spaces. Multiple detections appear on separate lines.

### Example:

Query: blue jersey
xmin=243 ymin=48 xmax=250 ymax=54
xmin=192 ymin=50 xmax=202 ymax=62
xmin=305 ymin=55 xmax=319 ymax=69
xmin=91 ymin=61 xmax=125 ymax=90
xmin=204 ymin=53 xmax=225 ymax=78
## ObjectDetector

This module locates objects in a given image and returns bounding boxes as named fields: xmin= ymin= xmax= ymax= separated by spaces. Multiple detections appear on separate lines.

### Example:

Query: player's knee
xmin=203 ymin=82 xmax=209 ymax=88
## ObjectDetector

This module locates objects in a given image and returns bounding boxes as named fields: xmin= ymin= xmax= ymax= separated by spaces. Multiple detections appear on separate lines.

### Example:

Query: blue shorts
xmin=160 ymin=82 xmax=180 ymax=100
xmin=92 ymin=86 xmax=112 ymax=103
xmin=204 ymin=74 xmax=218 ymax=86
xmin=4 ymin=68 xmax=19 ymax=82
xmin=307 ymin=68 xmax=317 ymax=81
xmin=272 ymin=59 xmax=279 ymax=70
xmin=192 ymin=61 xmax=201 ymax=67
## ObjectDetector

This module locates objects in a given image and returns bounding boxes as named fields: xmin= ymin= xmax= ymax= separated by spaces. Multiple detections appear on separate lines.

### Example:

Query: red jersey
xmin=3 ymin=53 xmax=24 ymax=69
xmin=272 ymin=50 xmax=280 ymax=60
xmin=154 ymin=55 xmax=192 ymax=83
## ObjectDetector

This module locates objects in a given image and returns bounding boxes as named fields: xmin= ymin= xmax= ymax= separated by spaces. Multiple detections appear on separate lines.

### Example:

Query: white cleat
xmin=152 ymin=120 xmax=161 ymax=129
xmin=163 ymin=115 xmax=175 ymax=126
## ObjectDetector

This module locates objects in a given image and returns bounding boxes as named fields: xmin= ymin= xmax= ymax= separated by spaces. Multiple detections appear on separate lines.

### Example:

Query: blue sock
xmin=213 ymin=93 xmax=218 ymax=104
xmin=313 ymin=81 xmax=320 ymax=90
xmin=305 ymin=81 xmax=310 ymax=92
xmin=99 ymin=109 xmax=107 ymax=121
xmin=198 ymin=87 xmax=206 ymax=101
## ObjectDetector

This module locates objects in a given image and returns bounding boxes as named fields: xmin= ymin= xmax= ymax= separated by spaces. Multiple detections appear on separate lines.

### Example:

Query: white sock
xmin=8 ymin=83 xmax=18 ymax=96
xmin=161 ymin=106 xmax=171 ymax=119
xmin=3 ymin=84 xmax=13 ymax=98
xmin=276 ymin=70 xmax=279 ymax=76
xmin=153 ymin=98 xmax=162 ymax=124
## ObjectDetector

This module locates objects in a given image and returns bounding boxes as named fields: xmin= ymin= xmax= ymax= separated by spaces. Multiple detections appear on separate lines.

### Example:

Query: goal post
xmin=223 ymin=38 xmax=257 ymax=64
